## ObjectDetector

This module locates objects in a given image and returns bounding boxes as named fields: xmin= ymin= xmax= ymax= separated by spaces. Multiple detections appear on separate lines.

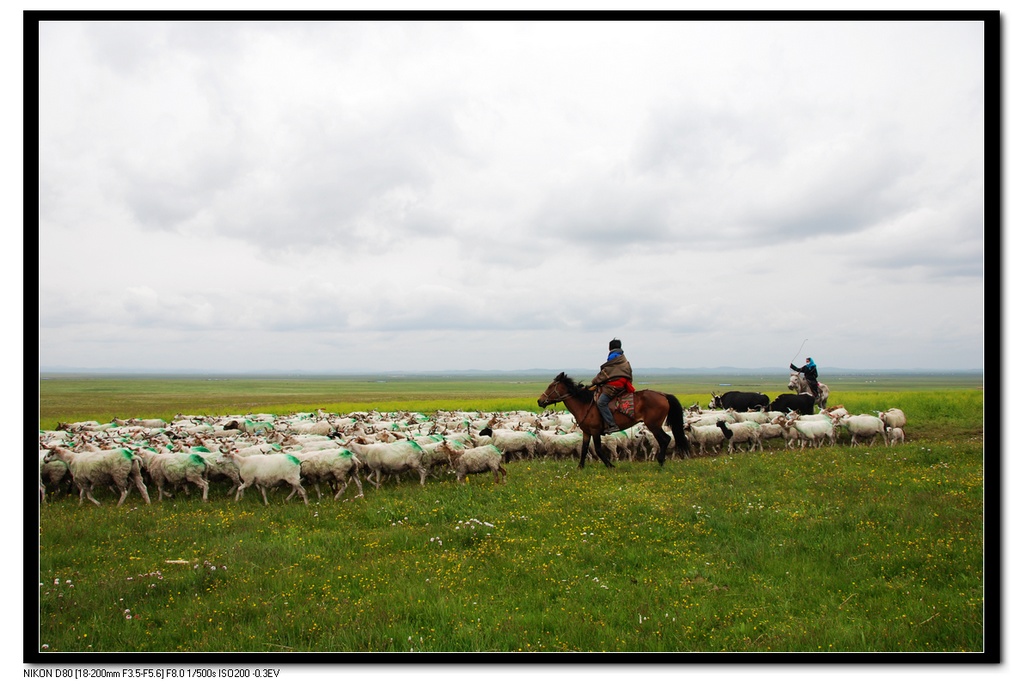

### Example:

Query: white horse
xmin=788 ymin=372 xmax=829 ymax=410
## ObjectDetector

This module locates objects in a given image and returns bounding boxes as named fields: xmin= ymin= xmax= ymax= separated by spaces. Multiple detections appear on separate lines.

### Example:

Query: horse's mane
xmin=555 ymin=372 xmax=595 ymax=401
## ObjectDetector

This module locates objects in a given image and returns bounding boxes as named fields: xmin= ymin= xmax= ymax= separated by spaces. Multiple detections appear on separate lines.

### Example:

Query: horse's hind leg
xmin=649 ymin=426 xmax=671 ymax=466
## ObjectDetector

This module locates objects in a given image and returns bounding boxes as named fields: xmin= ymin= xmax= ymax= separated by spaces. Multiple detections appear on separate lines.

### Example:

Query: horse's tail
xmin=665 ymin=393 xmax=691 ymax=459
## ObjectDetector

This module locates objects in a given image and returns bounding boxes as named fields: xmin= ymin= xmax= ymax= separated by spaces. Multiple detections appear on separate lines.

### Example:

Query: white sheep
xmin=476 ymin=427 xmax=538 ymax=461
xmin=771 ymin=415 xmax=801 ymax=448
xmin=822 ymin=405 xmax=850 ymax=419
xmin=683 ymin=424 xmax=726 ymax=456
xmin=783 ymin=416 xmax=836 ymax=449
xmin=756 ymin=421 xmax=787 ymax=449
xmin=536 ymin=430 xmax=584 ymax=460
xmin=414 ymin=437 xmax=465 ymax=476
xmin=879 ymin=408 xmax=907 ymax=436
xmin=730 ymin=409 xmax=772 ymax=424
xmin=140 ymin=449 xmax=211 ymax=502
xmin=39 ymin=449 xmax=73 ymax=499
xmin=621 ymin=424 xmax=657 ymax=462
xmin=229 ymin=450 xmax=308 ymax=505
xmin=230 ymin=441 xmax=280 ymax=457
xmin=686 ymin=410 xmax=737 ymax=427
xmin=886 ymin=426 xmax=906 ymax=446
xmin=717 ymin=420 xmax=763 ymax=453
xmin=182 ymin=445 xmax=243 ymax=495
xmin=128 ymin=418 xmax=168 ymax=429
xmin=839 ymin=414 xmax=887 ymax=447
xmin=289 ymin=448 xmax=364 ymax=500
xmin=287 ymin=419 xmax=337 ymax=436
xmin=349 ymin=439 xmax=430 ymax=489
xmin=791 ymin=411 xmax=832 ymax=422
xmin=43 ymin=445 xmax=151 ymax=506
xmin=436 ymin=442 xmax=507 ymax=484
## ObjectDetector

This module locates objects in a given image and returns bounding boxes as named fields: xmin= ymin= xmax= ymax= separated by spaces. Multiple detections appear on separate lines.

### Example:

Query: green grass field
xmin=34 ymin=373 xmax=988 ymax=656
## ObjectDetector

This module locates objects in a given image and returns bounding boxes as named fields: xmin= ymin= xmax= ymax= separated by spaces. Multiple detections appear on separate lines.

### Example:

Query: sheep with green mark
xmin=39 ymin=449 xmax=73 ymax=500
xmin=288 ymin=448 xmax=364 ymax=501
xmin=43 ymin=445 xmax=151 ymax=506
xmin=537 ymin=429 xmax=584 ymax=460
xmin=229 ymin=449 xmax=308 ymax=505
xmin=682 ymin=423 xmax=727 ymax=456
xmin=190 ymin=446 xmax=242 ymax=495
xmin=717 ymin=420 xmax=764 ymax=453
xmin=476 ymin=427 xmax=539 ymax=461
xmin=782 ymin=414 xmax=838 ymax=448
xmin=435 ymin=442 xmax=507 ymax=484
xmin=348 ymin=439 xmax=430 ymax=489
xmin=139 ymin=449 xmax=211 ymax=502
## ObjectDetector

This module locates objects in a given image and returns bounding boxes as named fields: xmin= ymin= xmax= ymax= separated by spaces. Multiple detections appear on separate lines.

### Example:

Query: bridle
xmin=538 ymin=381 xmax=574 ymax=407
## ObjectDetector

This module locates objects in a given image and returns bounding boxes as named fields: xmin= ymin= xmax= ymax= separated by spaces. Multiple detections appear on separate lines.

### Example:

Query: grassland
xmin=33 ymin=373 xmax=989 ymax=657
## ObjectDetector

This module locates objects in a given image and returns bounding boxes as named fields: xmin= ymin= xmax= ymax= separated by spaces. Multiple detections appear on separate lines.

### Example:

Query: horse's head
xmin=787 ymin=373 xmax=800 ymax=391
xmin=538 ymin=374 xmax=568 ymax=408
xmin=538 ymin=373 xmax=589 ymax=407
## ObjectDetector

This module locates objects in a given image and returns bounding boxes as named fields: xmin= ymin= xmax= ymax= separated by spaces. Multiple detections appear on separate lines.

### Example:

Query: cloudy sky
xmin=34 ymin=16 xmax=990 ymax=373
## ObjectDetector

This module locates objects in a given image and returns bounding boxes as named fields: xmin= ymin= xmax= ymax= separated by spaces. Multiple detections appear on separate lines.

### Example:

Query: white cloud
xmin=35 ymin=16 xmax=989 ymax=371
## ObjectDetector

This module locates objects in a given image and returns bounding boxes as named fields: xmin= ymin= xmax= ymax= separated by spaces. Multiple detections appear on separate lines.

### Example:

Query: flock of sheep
xmin=38 ymin=398 xmax=907 ymax=507
xmin=683 ymin=402 xmax=907 ymax=456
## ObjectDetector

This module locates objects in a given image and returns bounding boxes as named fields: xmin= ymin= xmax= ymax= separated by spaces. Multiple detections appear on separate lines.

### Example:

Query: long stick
xmin=790 ymin=339 xmax=808 ymax=365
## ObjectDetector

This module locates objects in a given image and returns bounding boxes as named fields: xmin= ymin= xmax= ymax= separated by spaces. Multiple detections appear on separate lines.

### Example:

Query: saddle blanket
xmin=610 ymin=392 xmax=635 ymax=418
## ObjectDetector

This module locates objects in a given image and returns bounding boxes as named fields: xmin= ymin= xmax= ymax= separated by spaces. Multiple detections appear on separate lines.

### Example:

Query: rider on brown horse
xmin=588 ymin=339 xmax=634 ymax=435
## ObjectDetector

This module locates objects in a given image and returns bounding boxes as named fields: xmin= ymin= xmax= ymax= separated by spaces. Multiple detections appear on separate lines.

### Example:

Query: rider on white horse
xmin=790 ymin=357 xmax=820 ymax=399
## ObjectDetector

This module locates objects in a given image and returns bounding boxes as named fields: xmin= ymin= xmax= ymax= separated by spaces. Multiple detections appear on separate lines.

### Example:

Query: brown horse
xmin=537 ymin=372 xmax=690 ymax=468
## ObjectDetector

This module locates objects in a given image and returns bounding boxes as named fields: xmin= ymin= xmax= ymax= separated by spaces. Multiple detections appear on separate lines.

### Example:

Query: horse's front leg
xmin=591 ymin=434 xmax=615 ymax=469
xmin=578 ymin=434 xmax=590 ymax=469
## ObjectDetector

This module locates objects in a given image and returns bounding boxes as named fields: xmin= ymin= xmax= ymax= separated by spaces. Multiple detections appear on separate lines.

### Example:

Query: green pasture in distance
xmin=36 ymin=371 xmax=984 ymax=431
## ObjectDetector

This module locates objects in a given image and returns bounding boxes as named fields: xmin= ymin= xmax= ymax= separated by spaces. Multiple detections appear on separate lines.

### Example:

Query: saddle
xmin=610 ymin=392 xmax=636 ymax=418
